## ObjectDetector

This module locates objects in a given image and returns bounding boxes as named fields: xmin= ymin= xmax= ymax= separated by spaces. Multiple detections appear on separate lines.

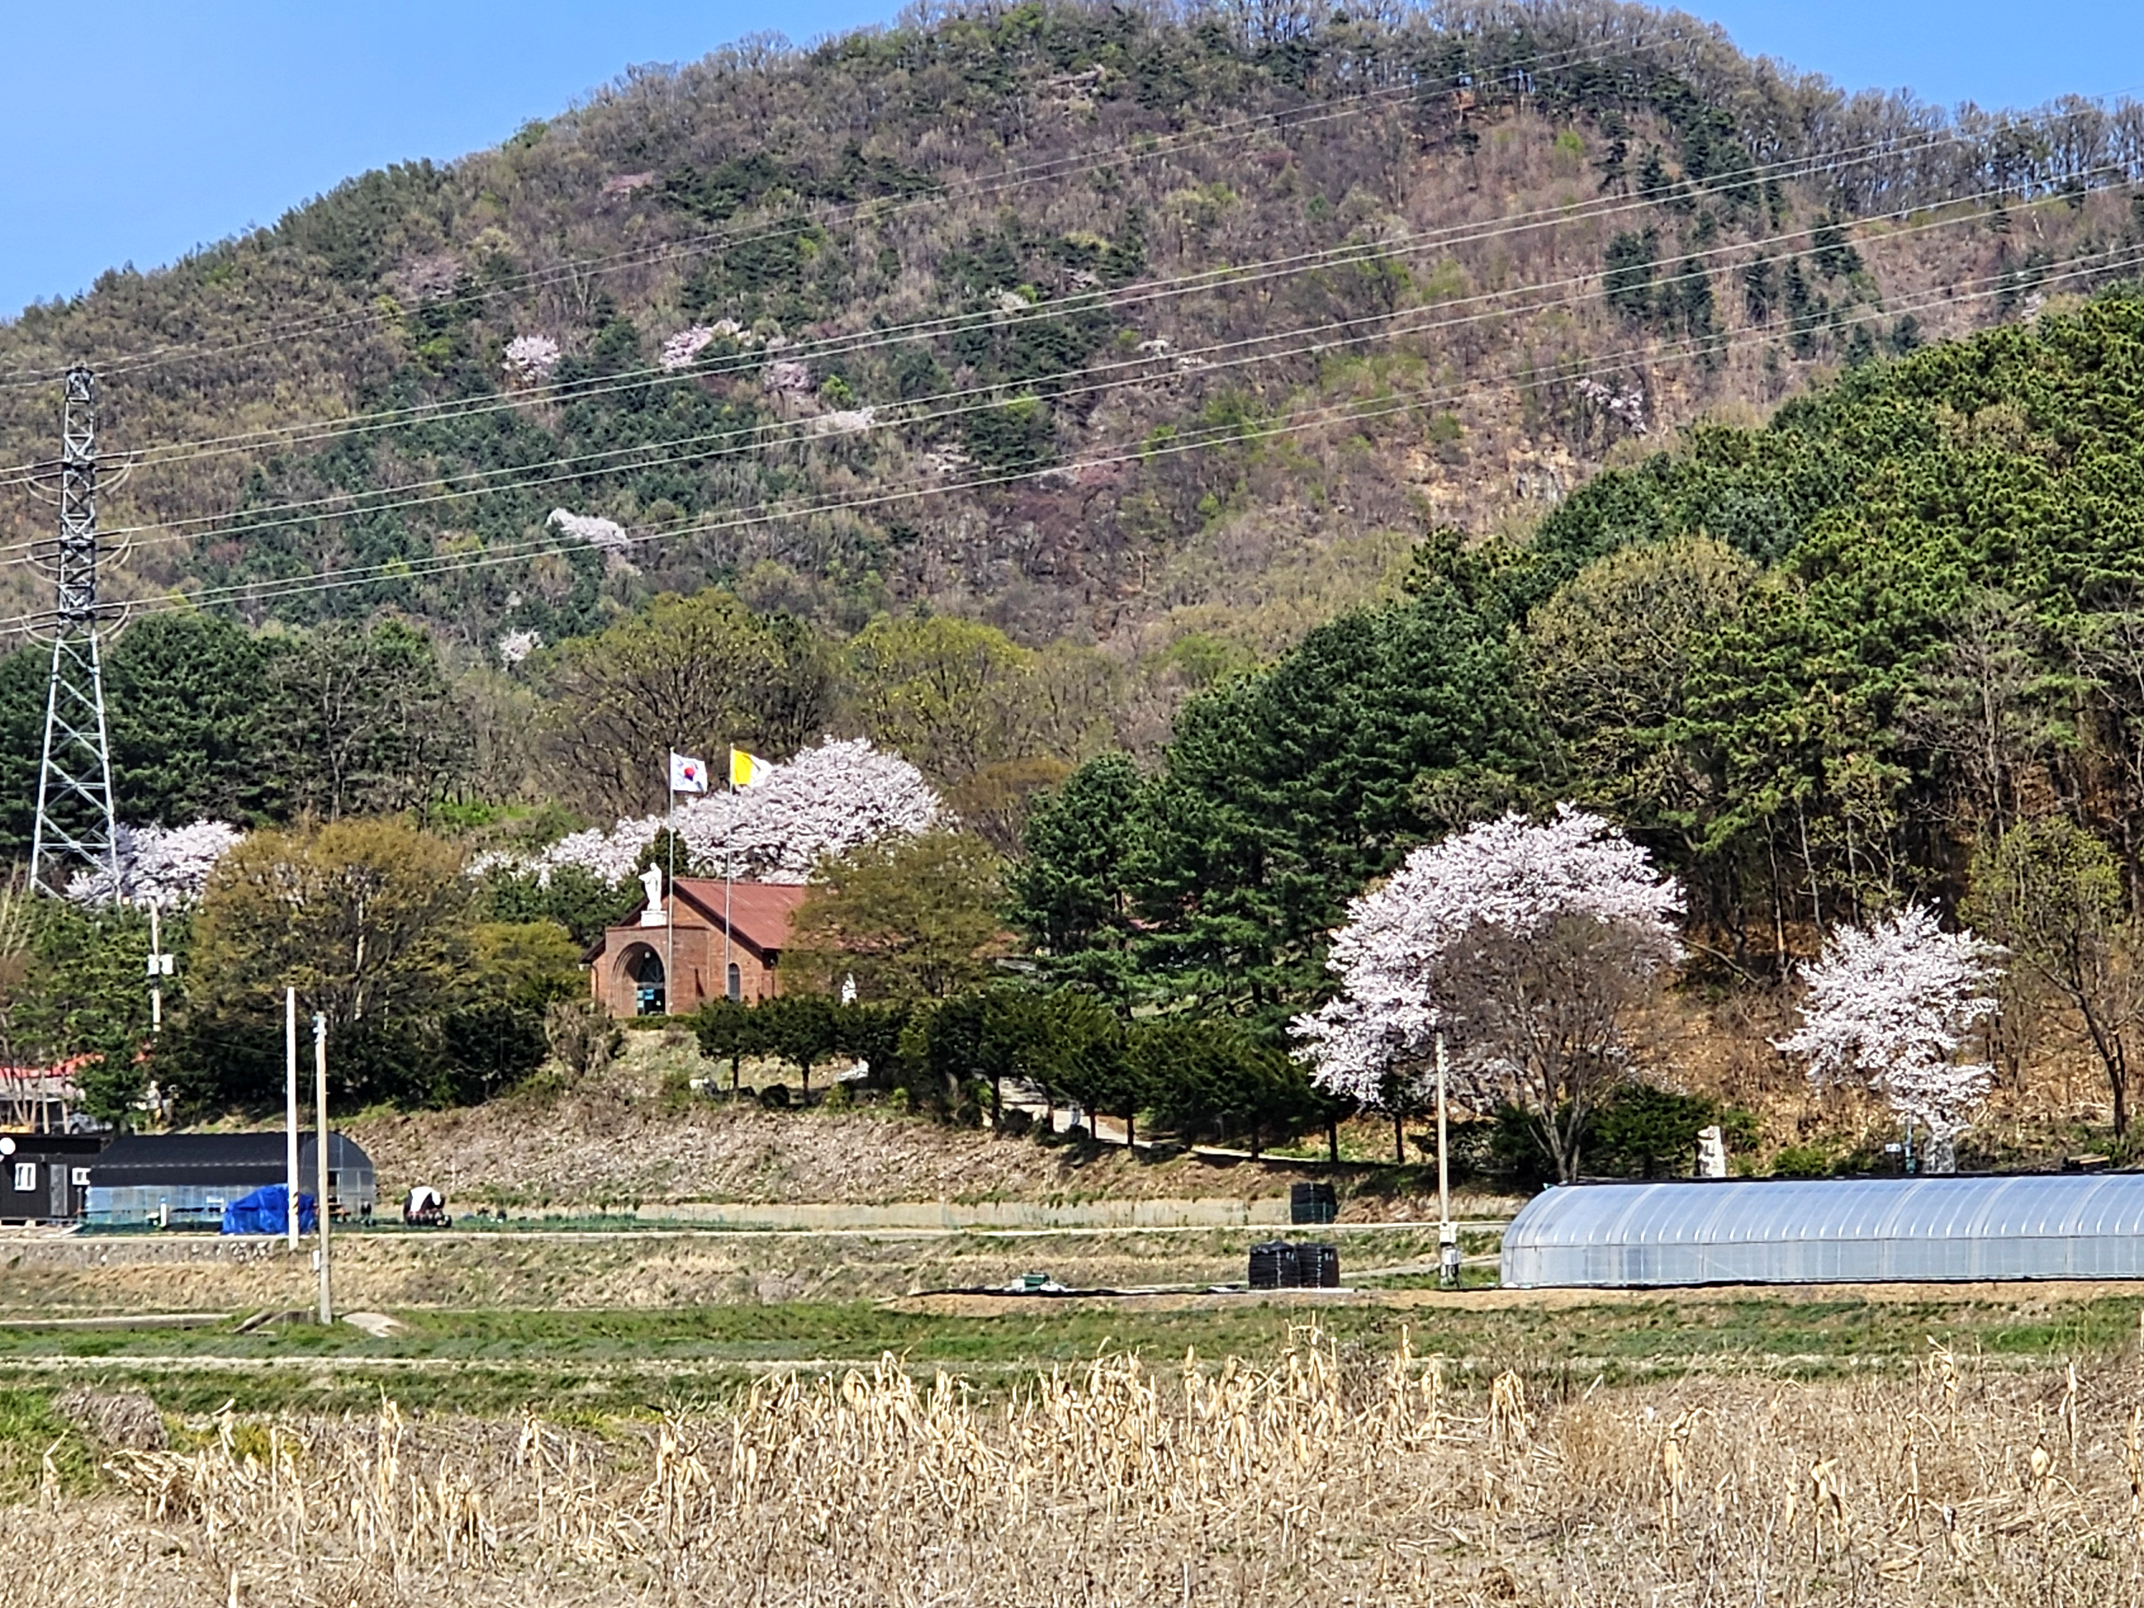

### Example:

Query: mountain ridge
xmin=1 ymin=0 xmax=2140 ymax=690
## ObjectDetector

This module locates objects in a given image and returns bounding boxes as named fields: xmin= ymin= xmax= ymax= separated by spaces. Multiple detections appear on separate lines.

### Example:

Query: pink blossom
xmin=512 ymin=738 xmax=942 ymax=889
xmin=496 ymin=629 xmax=542 ymax=666
xmin=1774 ymin=907 xmax=2004 ymax=1171
xmin=503 ymin=334 xmax=562 ymax=382
xmin=67 ymin=820 xmax=245 ymax=909
xmin=547 ymin=508 xmax=632 ymax=552
xmin=1291 ymin=807 xmax=1683 ymax=1110
xmin=659 ymin=325 xmax=720 ymax=372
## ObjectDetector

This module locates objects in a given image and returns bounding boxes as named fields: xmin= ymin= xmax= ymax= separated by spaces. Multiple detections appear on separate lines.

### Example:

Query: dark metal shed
xmin=0 ymin=1132 xmax=103 ymax=1222
xmin=86 ymin=1132 xmax=375 ymax=1227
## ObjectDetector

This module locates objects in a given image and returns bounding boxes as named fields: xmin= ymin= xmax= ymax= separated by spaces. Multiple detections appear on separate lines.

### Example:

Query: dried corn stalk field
xmin=6 ymin=1330 xmax=2143 ymax=1605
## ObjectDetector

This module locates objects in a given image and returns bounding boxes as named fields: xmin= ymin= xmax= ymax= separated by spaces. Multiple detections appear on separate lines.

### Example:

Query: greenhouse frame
xmin=1499 ymin=1174 xmax=2144 ymax=1288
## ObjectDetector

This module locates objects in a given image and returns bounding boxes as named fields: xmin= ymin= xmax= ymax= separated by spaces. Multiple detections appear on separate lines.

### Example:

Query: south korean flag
xmin=668 ymin=750 xmax=710 ymax=794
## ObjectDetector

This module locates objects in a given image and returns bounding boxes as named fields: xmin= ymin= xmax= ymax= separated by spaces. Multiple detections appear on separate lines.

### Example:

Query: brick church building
xmin=585 ymin=869 xmax=810 ymax=1017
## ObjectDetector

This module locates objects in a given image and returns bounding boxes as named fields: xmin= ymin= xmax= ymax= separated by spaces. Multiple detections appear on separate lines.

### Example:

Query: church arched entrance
xmin=619 ymin=944 xmax=666 ymax=1015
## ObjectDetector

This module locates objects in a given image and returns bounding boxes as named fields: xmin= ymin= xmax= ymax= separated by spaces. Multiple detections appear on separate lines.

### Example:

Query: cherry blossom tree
xmin=502 ymin=334 xmax=562 ymax=382
xmin=496 ymin=629 xmax=541 ymax=667
xmin=66 ymin=820 xmax=246 ymax=908
xmin=547 ymin=508 xmax=632 ymax=553
xmin=1292 ymin=807 xmax=1683 ymax=1182
xmin=492 ymin=738 xmax=943 ymax=890
xmin=659 ymin=325 xmax=720 ymax=371
xmin=1774 ymin=906 xmax=2004 ymax=1173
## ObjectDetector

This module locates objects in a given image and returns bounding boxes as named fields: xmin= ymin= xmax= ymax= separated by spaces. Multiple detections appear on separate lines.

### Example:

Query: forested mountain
xmin=1014 ymin=287 xmax=2144 ymax=1022
xmin=9 ymin=0 xmax=2144 ymax=971
xmin=3 ymin=0 xmax=2142 ymax=697
xmin=8 ymin=0 xmax=2144 ymax=1153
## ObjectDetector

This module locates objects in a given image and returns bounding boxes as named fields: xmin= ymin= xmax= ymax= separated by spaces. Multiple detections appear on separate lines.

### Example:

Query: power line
xmin=2 ymin=106 xmax=2116 ymax=495
xmin=8 ymin=169 xmax=2099 ymax=576
xmin=0 ymin=31 xmax=1679 ymax=395
xmin=26 ymin=239 xmax=2122 ymax=639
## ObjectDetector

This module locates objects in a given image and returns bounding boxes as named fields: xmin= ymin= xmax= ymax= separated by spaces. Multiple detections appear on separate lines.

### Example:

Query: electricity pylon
xmin=27 ymin=366 xmax=118 ymax=896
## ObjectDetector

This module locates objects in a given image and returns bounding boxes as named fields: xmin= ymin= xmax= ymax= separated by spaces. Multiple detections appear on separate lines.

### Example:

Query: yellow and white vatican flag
xmin=730 ymin=748 xmax=771 ymax=789
xmin=669 ymin=750 xmax=710 ymax=794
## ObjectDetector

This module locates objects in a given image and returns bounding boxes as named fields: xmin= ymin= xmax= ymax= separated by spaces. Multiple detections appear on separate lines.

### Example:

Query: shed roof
xmin=0 ymin=1133 xmax=104 ymax=1157
xmin=1499 ymin=1174 xmax=2144 ymax=1288
xmin=91 ymin=1132 xmax=371 ymax=1188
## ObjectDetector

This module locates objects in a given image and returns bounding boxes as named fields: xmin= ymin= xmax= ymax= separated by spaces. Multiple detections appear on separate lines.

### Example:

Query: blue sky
xmin=2 ymin=0 xmax=2140 ymax=319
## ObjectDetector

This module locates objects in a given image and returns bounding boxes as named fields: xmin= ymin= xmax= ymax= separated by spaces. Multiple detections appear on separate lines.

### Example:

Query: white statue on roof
xmin=638 ymin=864 xmax=666 ymax=927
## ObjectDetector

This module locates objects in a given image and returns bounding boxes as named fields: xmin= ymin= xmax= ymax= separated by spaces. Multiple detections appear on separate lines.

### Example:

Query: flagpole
xmin=723 ymin=752 xmax=735 ymax=1004
xmin=664 ymin=767 xmax=676 ymax=1017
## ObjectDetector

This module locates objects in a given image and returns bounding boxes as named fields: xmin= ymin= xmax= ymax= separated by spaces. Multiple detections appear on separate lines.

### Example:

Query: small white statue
xmin=638 ymin=864 xmax=667 ymax=927
xmin=1695 ymin=1124 xmax=1728 ymax=1179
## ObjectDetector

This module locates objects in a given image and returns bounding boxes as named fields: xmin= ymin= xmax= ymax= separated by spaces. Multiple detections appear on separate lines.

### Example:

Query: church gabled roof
xmin=605 ymin=878 xmax=809 ymax=959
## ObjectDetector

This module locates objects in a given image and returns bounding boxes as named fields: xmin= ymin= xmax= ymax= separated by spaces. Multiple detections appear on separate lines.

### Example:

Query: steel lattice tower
xmin=28 ymin=366 xmax=118 ymax=895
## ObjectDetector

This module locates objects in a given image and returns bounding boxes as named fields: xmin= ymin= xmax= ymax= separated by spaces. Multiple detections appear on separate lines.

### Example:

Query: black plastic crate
xmin=1290 ymin=1181 xmax=1338 ymax=1225
xmin=1250 ymin=1240 xmax=1338 ymax=1288
xmin=1299 ymin=1242 xmax=1341 ymax=1288
xmin=1248 ymin=1240 xmax=1299 ymax=1289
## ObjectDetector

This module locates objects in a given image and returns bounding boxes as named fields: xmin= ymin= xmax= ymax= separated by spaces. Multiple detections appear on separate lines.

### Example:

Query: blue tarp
xmin=219 ymin=1183 xmax=317 ymax=1236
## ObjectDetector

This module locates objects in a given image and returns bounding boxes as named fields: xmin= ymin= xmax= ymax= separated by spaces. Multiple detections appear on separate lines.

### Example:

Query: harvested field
xmin=0 ymin=1224 xmax=1458 ymax=1315
xmin=7 ymin=1332 xmax=2142 ymax=1604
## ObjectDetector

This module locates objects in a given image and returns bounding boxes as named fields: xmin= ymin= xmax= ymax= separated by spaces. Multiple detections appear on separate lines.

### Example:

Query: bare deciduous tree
xmin=1968 ymin=818 xmax=2144 ymax=1138
xmin=540 ymin=592 xmax=830 ymax=820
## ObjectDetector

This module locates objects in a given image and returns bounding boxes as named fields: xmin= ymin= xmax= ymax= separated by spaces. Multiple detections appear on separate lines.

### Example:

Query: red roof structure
xmin=669 ymin=878 xmax=808 ymax=956
xmin=585 ymin=876 xmax=811 ymax=1017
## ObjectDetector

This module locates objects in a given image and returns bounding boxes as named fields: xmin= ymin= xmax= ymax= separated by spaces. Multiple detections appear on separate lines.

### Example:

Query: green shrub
xmin=1480 ymin=1084 xmax=1758 ymax=1187
xmin=1770 ymin=1144 xmax=1842 ymax=1178
xmin=0 ymin=1390 xmax=97 ymax=1503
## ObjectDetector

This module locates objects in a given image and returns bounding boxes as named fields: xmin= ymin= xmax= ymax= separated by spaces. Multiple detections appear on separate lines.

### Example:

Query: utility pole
xmin=314 ymin=1013 xmax=332 ymax=1325
xmin=144 ymin=902 xmax=171 ymax=1031
xmin=285 ymin=989 xmax=300 ymax=1251
xmin=1436 ymin=1023 xmax=1459 ymax=1290
xmin=29 ymin=366 xmax=119 ymax=897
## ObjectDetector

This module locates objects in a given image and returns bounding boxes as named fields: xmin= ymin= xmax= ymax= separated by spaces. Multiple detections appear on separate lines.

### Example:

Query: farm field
xmin=5 ymin=1285 xmax=2144 ymax=1604
xmin=2 ymin=1282 xmax=2140 ymax=1416
xmin=0 ymin=1222 xmax=1486 ymax=1316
